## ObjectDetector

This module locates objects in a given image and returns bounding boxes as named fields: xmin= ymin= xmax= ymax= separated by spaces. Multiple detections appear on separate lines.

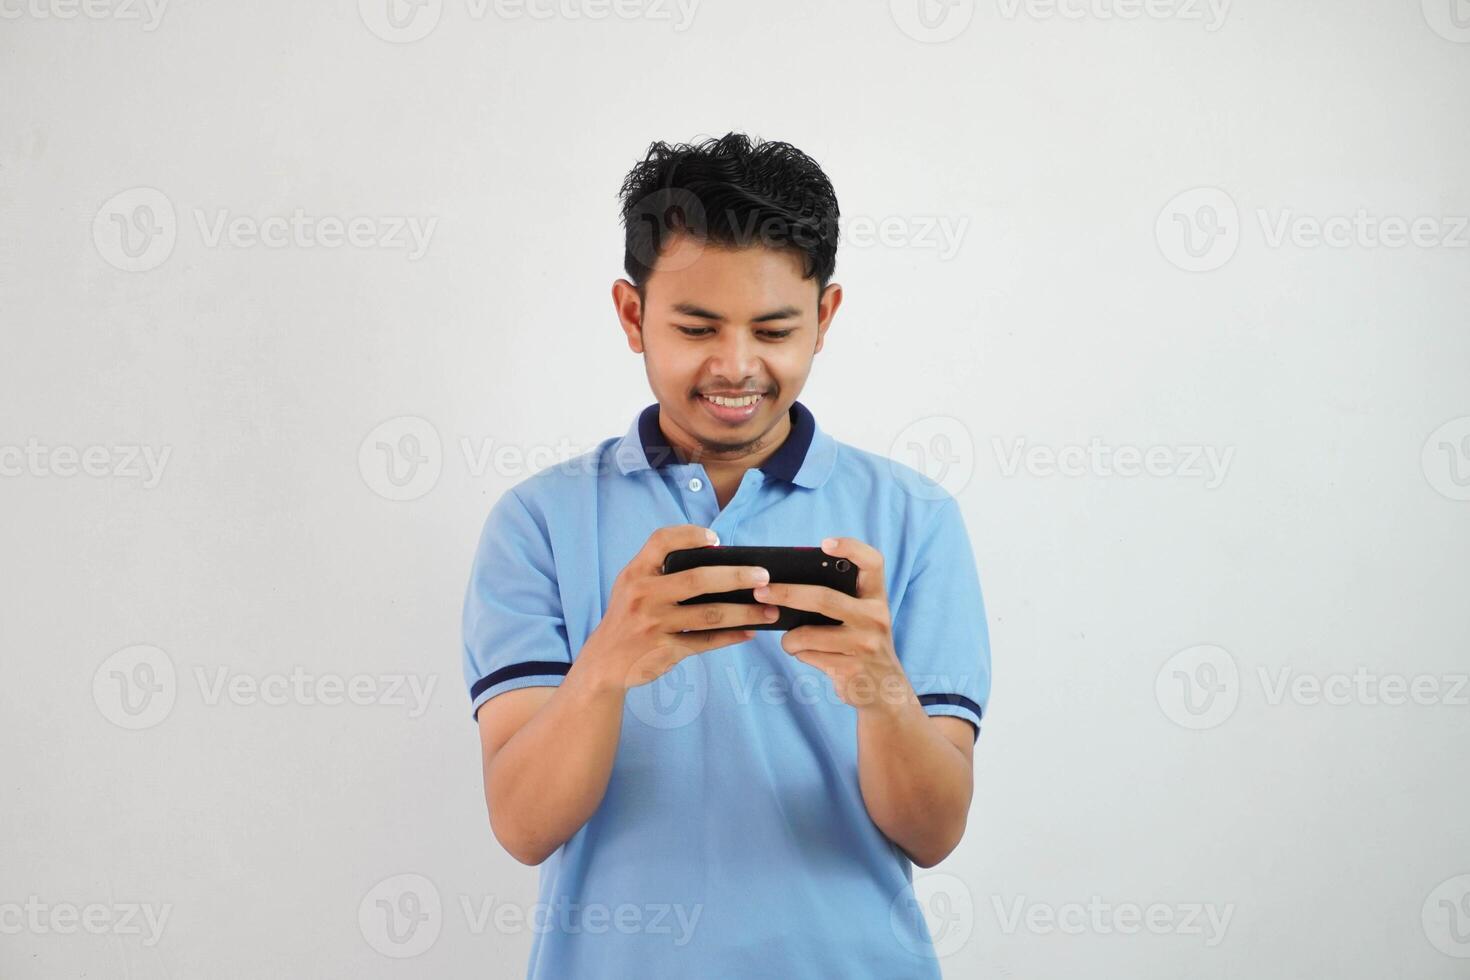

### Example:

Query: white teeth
xmin=704 ymin=394 xmax=762 ymax=408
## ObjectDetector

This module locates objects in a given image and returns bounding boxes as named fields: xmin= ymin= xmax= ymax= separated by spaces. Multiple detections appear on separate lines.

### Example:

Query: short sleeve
xmin=890 ymin=495 xmax=991 ymax=742
xmin=461 ymin=488 xmax=572 ymax=721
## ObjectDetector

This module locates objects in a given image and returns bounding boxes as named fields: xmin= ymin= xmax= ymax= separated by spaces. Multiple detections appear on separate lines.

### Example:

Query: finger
xmin=678 ymin=627 xmax=757 ymax=653
xmin=790 ymin=650 xmax=848 ymax=676
xmin=640 ymin=524 xmax=719 ymax=575
xmin=752 ymin=581 xmax=859 ymax=621
xmin=670 ymin=601 xmax=781 ymax=633
xmin=820 ymin=536 xmax=886 ymax=601
xmin=781 ymin=625 xmax=852 ymax=654
xmin=658 ymin=562 xmax=770 ymax=603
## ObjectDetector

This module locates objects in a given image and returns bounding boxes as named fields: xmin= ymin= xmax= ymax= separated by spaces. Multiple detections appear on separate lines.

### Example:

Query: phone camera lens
xmin=835 ymin=559 xmax=850 ymax=573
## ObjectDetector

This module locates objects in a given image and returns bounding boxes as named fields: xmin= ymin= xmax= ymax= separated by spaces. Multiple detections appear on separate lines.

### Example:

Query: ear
xmin=612 ymin=279 xmax=645 ymax=353
xmin=814 ymin=282 xmax=842 ymax=355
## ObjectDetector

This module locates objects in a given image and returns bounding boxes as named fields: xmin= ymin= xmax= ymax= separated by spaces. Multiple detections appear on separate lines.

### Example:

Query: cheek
xmin=646 ymin=343 xmax=703 ymax=378
xmin=768 ymin=351 xmax=812 ymax=382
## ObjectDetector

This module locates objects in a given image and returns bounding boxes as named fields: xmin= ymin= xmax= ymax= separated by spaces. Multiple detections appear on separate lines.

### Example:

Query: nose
xmin=706 ymin=328 xmax=763 ymax=382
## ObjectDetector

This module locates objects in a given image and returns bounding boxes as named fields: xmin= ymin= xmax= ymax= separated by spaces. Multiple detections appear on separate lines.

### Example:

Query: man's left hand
xmin=753 ymin=536 xmax=914 ymax=714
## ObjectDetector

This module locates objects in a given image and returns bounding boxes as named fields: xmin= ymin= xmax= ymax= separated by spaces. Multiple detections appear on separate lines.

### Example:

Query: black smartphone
xmin=660 ymin=545 xmax=860 ymax=631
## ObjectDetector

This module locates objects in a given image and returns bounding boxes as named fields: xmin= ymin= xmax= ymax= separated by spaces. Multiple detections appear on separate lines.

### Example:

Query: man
xmin=462 ymin=132 xmax=991 ymax=978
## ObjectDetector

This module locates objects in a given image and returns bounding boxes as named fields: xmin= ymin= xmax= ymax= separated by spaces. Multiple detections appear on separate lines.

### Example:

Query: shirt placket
xmin=674 ymin=465 xmax=765 ymax=544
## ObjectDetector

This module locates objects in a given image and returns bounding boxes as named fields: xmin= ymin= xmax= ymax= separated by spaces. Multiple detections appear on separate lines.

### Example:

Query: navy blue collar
xmin=637 ymin=399 xmax=817 ymax=484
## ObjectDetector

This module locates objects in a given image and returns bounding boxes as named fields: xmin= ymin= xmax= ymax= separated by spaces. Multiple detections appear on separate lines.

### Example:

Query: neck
xmin=658 ymin=403 xmax=793 ymax=480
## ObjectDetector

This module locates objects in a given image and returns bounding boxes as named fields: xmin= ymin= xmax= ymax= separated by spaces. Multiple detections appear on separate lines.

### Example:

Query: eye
xmin=675 ymin=326 xmax=795 ymax=339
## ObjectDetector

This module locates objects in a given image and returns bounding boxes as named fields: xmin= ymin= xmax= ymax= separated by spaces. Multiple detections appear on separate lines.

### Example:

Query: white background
xmin=2 ymin=0 xmax=1468 ymax=977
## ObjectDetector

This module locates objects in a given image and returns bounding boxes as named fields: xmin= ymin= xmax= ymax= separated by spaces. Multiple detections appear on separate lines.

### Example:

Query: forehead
xmin=645 ymin=233 xmax=814 ymax=310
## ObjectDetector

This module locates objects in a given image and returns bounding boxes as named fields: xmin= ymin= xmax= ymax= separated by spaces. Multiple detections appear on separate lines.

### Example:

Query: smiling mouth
xmin=700 ymin=392 xmax=765 ymax=407
xmin=697 ymin=391 xmax=766 ymax=422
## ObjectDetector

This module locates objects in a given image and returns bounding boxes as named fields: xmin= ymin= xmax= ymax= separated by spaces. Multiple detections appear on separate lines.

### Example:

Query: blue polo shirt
xmin=461 ymin=399 xmax=991 ymax=980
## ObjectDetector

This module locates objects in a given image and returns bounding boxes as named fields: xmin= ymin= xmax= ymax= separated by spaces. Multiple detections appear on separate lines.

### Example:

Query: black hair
xmin=618 ymin=132 xmax=840 ymax=299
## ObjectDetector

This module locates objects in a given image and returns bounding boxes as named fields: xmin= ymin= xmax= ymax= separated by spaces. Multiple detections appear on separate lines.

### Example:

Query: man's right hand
xmin=580 ymin=525 xmax=779 ymax=693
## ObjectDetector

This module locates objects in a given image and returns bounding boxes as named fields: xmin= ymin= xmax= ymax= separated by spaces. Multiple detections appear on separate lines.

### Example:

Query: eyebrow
xmin=671 ymin=302 xmax=802 ymax=324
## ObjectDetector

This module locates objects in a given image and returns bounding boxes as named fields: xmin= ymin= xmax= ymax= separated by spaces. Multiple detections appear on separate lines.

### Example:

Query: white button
xmin=688 ymin=477 xmax=703 ymax=492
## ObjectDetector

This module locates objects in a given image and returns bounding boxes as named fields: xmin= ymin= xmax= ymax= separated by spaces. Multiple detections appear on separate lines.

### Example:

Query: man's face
xmin=614 ymin=231 xmax=843 ymax=459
